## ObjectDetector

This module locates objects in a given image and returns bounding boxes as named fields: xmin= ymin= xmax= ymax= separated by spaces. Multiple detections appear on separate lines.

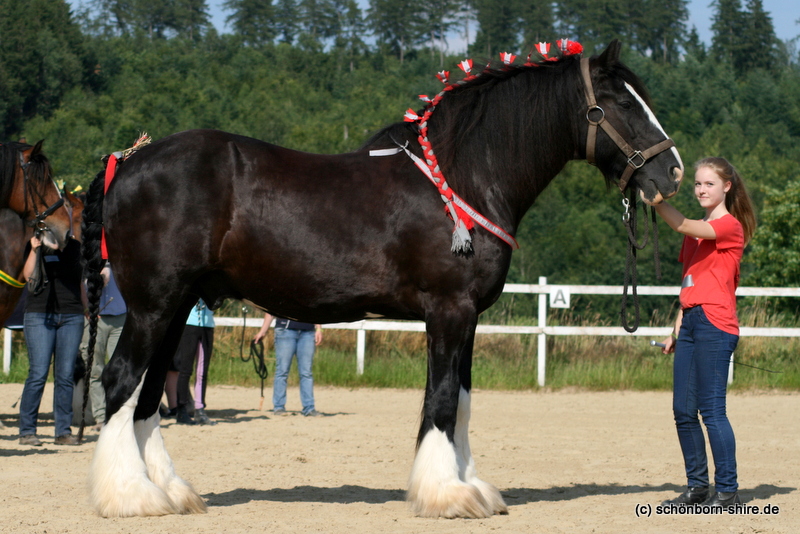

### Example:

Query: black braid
xmin=77 ymin=169 xmax=107 ymax=441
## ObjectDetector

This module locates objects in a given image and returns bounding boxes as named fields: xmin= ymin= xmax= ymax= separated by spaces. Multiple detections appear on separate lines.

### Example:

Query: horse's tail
xmin=78 ymin=169 xmax=106 ymax=441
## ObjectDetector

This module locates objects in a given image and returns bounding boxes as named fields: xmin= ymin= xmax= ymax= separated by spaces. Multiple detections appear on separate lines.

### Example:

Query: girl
xmin=655 ymin=157 xmax=756 ymax=508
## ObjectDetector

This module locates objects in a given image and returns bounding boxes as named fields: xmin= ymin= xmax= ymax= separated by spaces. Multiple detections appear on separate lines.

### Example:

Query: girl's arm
xmin=654 ymin=202 xmax=717 ymax=240
xmin=22 ymin=236 xmax=42 ymax=281
xmin=661 ymin=308 xmax=683 ymax=354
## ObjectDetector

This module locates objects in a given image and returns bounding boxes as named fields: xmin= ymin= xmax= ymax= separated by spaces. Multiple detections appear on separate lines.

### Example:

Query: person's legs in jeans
xmin=672 ymin=308 xmax=709 ymax=488
xmin=693 ymin=309 xmax=739 ymax=493
xmin=273 ymin=328 xmax=298 ymax=411
xmin=20 ymin=313 xmax=57 ymax=436
xmin=52 ymin=313 xmax=83 ymax=437
xmin=296 ymin=330 xmax=316 ymax=414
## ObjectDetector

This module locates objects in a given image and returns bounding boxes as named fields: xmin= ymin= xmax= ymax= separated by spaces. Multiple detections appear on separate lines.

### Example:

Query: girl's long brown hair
xmin=695 ymin=157 xmax=757 ymax=243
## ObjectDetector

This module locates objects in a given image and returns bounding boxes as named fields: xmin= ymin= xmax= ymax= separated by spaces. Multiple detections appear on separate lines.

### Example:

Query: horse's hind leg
xmin=132 ymin=301 xmax=206 ymax=514
xmin=407 ymin=305 xmax=507 ymax=518
xmin=90 ymin=365 xmax=176 ymax=517
xmin=90 ymin=302 xmax=201 ymax=517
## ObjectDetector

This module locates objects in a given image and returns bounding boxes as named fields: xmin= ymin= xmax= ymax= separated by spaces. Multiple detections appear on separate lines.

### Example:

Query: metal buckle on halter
xmin=627 ymin=151 xmax=646 ymax=169
xmin=586 ymin=105 xmax=605 ymax=125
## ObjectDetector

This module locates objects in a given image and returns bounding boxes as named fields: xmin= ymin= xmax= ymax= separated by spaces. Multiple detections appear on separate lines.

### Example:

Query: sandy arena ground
xmin=0 ymin=383 xmax=798 ymax=533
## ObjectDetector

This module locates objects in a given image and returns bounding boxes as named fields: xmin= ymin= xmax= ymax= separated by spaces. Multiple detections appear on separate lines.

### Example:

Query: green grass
xmin=3 ymin=302 xmax=800 ymax=391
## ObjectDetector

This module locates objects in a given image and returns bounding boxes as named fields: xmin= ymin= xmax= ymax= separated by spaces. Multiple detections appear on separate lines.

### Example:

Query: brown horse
xmin=82 ymin=41 xmax=683 ymax=519
xmin=0 ymin=191 xmax=84 ymax=325
xmin=0 ymin=141 xmax=73 ymax=250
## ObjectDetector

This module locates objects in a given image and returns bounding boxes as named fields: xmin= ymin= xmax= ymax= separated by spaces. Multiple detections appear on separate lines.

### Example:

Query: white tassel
xmin=451 ymin=219 xmax=472 ymax=253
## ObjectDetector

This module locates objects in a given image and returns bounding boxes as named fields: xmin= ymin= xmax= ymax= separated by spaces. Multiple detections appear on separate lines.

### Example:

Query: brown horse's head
xmin=2 ymin=140 xmax=72 ymax=249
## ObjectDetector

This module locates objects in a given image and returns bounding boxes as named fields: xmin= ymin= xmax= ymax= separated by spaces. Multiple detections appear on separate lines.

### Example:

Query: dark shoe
xmin=661 ymin=486 xmax=709 ymax=507
xmin=19 ymin=434 xmax=42 ymax=446
xmin=701 ymin=491 xmax=741 ymax=508
xmin=160 ymin=404 xmax=177 ymax=419
xmin=303 ymin=409 xmax=320 ymax=417
xmin=194 ymin=408 xmax=216 ymax=426
xmin=176 ymin=405 xmax=196 ymax=425
xmin=54 ymin=434 xmax=80 ymax=446
xmin=273 ymin=408 xmax=286 ymax=416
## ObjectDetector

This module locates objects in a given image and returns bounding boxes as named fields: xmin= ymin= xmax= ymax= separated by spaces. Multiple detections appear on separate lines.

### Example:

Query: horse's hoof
xmin=471 ymin=479 xmax=508 ymax=515
xmin=90 ymin=476 xmax=178 ymax=518
xmin=166 ymin=479 xmax=207 ymax=514
xmin=408 ymin=481 xmax=493 ymax=519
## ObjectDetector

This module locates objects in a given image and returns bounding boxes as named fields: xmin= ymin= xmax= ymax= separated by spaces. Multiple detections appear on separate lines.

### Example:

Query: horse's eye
xmin=620 ymin=101 xmax=632 ymax=110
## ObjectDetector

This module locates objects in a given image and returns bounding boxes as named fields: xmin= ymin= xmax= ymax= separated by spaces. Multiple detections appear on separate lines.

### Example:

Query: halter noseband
xmin=19 ymin=151 xmax=65 ymax=235
xmin=579 ymin=58 xmax=675 ymax=192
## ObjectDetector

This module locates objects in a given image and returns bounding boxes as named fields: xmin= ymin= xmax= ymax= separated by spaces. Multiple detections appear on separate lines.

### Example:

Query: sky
xmin=68 ymin=0 xmax=799 ymax=54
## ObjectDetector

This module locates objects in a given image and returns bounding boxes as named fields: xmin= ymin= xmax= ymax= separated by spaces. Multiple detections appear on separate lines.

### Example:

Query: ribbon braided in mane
xmin=401 ymin=39 xmax=583 ymax=253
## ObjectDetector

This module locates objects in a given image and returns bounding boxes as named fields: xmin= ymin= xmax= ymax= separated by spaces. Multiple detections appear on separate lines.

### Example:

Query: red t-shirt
xmin=678 ymin=214 xmax=744 ymax=335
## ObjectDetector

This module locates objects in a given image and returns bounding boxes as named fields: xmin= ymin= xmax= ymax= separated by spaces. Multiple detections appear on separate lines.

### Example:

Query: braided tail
xmin=78 ymin=169 xmax=107 ymax=441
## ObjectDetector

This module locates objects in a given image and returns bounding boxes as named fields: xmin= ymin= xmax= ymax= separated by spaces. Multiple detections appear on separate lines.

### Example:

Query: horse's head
xmin=580 ymin=40 xmax=683 ymax=205
xmin=1 ymin=140 xmax=72 ymax=249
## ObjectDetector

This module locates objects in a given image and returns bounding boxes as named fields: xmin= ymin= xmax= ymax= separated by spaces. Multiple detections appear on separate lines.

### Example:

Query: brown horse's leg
xmin=407 ymin=302 xmax=506 ymax=518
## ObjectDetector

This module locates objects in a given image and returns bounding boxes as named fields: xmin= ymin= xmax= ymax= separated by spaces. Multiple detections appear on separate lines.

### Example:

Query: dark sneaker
xmin=160 ymin=404 xmax=177 ymax=419
xmin=701 ymin=491 xmax=741 ymax=509
xmin=661 ymin=486 xmax=709 ymax=507
xmin=273 ymin=408 xmax=286 ymax=415
xmin=303 ymin=409 xmax=320 ymax=417
xmin=19 ymin=434 xmax=42 ymax=446
xmin=54 ymin=434 xmax=80 ymax=445
xmin=194 ymin=408 xmax=216 ymax=425
xmin=176 ymin=406 xmax=196 ymax=425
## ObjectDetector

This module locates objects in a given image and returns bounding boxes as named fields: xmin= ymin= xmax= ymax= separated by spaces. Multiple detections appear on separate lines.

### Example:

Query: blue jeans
xmin=273 ymin=328 xmax=316 ymax=414
xmin=673 ymin=306 xmax=739 ymax=492
xmin=20 ymin=312 xmax=84 ymax=437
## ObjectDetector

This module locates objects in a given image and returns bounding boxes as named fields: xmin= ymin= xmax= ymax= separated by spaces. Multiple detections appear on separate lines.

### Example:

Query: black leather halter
xmin=580 ymin=58 xmax=675 ymax=192
xmin=19 ymin=151 xmax=64 ymax=236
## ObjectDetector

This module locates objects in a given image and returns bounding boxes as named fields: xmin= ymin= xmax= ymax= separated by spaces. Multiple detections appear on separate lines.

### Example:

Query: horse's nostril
xmin=672 ymin=167 xmax=683 ymax=183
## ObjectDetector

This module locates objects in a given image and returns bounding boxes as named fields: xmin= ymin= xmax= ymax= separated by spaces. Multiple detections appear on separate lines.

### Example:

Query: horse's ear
xmin=64 ymin=189 xmax=84 ymax=209
xmin=596 ymin=40 xmax=622 ymax=69
xmin=32 ymin=140 xmax=45 ymax=157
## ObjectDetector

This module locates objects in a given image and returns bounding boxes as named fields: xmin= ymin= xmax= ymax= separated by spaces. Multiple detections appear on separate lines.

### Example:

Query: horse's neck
xmin=440 ymin=115 xmax=578 ymax=234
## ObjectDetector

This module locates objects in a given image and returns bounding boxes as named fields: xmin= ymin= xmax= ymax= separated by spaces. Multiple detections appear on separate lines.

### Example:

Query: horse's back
xmin=103 ymin=128 xmax=471 ymax=321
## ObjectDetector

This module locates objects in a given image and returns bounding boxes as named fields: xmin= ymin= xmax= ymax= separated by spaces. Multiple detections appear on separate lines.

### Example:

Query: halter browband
xmin=579 ymin=58 xmax=675 ymax=192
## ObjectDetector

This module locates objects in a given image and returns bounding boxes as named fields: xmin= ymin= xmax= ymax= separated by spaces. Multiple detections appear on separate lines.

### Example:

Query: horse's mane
xmin=0 ymin=141 xmax=53 ymax=207
xmin=362 ymin=53 xmax=653 ymax=215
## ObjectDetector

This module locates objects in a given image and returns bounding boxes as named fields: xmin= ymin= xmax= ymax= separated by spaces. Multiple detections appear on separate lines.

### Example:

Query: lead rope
xmin=238 ymin=304 xmax=269 ymax=410
xmin=620 ymin=190 xmax=661 ymax=332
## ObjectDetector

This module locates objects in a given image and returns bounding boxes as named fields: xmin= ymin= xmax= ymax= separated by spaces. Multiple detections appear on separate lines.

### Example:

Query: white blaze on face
xmin=624 ymin=82 xmax=684 ymax=172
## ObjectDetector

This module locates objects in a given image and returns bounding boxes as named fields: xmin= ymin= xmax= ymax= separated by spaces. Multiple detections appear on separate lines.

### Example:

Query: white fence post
xmin=356 ymin=326 xmax=366 ymax=375
xmin=3 ymin=328 xmax=11 ymax=375
xmin=537 ymin=276 xmax=547 ymax=387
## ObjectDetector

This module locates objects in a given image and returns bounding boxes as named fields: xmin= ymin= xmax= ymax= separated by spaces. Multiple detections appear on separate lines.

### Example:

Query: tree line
xmin=1 ymin=0 xmax=799 ymax=317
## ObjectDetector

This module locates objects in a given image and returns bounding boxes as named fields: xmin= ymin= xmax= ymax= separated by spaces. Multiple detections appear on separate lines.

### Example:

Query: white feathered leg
xmin=407 ymin=387 xmax=503 ymax=518
xmin=88 ymin=374 xmax=177 ymax=517
xmin=454 ymin=388 xmax=507 ymax=515
xmin=135 ymin=412 xmax=206 ymax=514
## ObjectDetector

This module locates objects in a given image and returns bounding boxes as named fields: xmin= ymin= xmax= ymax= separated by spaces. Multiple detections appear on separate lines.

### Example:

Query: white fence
xmin=5 ymin=277 xmax=800 ymax=386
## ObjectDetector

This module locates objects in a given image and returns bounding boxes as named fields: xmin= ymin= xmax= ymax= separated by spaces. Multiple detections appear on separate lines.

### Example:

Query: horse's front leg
xmin=407 ymin=304 xmax=507 ymax=518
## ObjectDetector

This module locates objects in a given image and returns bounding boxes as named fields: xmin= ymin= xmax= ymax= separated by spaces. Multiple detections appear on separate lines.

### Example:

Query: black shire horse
xmin=82 ymin=41 xmax=683 ymax=519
